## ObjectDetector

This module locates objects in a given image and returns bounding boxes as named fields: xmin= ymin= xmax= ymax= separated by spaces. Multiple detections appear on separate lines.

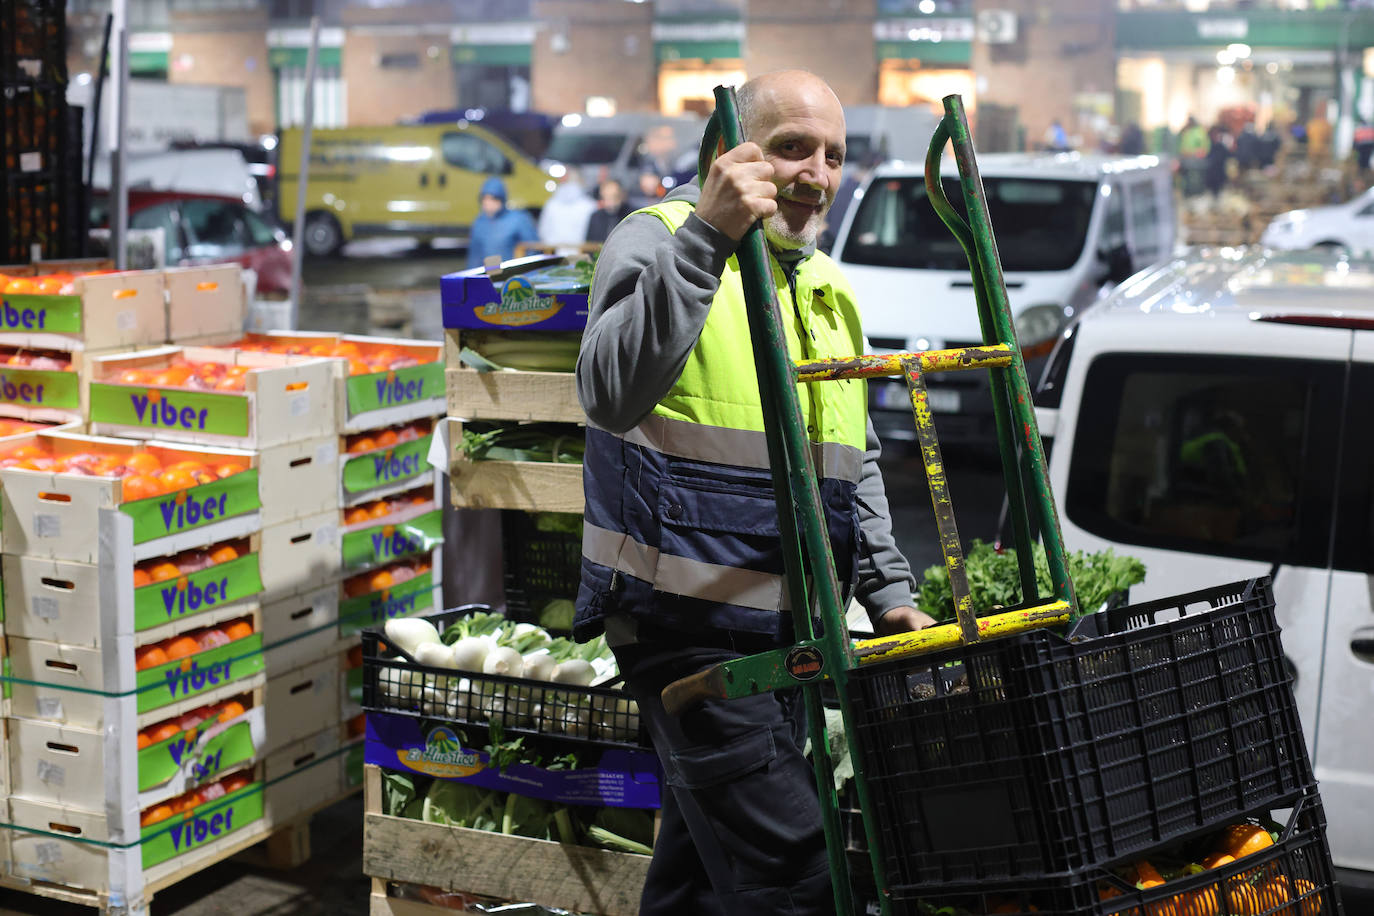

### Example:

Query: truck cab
xmin=1033 ymin=247 xmax=1374 ymax=880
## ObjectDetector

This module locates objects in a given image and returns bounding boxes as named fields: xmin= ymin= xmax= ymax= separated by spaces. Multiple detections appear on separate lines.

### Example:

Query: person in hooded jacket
xmin=466 ymin=176 xmax=539 ymax=268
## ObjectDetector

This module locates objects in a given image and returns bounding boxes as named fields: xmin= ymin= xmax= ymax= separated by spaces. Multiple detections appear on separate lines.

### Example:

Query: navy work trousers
xmin=613 ymin=640 xmax=834 ymax=916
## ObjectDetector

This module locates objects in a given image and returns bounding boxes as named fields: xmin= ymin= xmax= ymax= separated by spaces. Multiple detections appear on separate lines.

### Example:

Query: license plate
xmin=875 ymin=382 xmax=961 ymax=414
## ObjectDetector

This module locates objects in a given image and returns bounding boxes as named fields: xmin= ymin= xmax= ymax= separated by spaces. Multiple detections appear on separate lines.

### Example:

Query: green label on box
xmin=341 ymin=509 xmax=442 ymax=570
xmin=136 ymin=634 xmax=264 ymax=714
xmin=338 ymin=571 xmax=434 ymax=637
xmin=138 ymin=717 xmax=257 ymax=794
xmin=346 ymin=665 xmax=364 ymax=705
xmin=89 ymin=383 xmax=250 ymax=437
xmin=0 ymin=368 xmax=80 ymax=408
xmin=345 ymin=362 xmax=442 ymax=415
xmin=122 ymin=469 xmax=261 ymax=544
xmin=141 ymin=783 xmax=263 ymax=868
xmin=134 ymin=554 xmax=263 ymax=631
xmin=0 ymin=293 xmax=83 ymax=334
xmin=342 ymin=435 xmax=433 ymax=494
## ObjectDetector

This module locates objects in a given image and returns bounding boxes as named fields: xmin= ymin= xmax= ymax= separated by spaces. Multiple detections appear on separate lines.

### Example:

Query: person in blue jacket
xmin=465 ymin=176 xmax=538 ymax=268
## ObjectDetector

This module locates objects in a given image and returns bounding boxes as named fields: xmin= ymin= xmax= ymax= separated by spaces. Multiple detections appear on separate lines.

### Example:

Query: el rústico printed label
xmin=138 ymin=716 xmax=257 ymax=794
xmin=345 ymin=362 xmax=442 ymax=415
xmin=134 ymin=553 xmax=264 ymax=631
xmin=341 ymin=435 xmax=433 ymax=494
xmin=0 ymin=293 xmax=83 ymax=335
xmin=135 ymin=634 xmax=264 ymax=714
xmin=337 ymin=570 xmax=435 ymax=637
xmin=89 ymin=383 xmax=250 ymax=437
xmin=340 ymin=508 xmax=443 ymax=570
xmin=140 ymin=782 xmax=263 ymax=868
xmin=0 ymin=368 xmax=80 ymax=408
xmin=121 ymin=469 xmax=262 ymax=544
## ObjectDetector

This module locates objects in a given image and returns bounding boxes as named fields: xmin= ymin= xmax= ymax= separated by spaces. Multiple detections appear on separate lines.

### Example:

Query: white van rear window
xmin=1065 ymin=354 xmax=1342 ymax=567
xmin=840 ymin=176 xmax=1097 ymax=273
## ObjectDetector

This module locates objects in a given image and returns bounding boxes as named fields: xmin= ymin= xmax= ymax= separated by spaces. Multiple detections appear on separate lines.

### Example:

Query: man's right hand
xmin=695 ymin=142 xmax=778 ymax=242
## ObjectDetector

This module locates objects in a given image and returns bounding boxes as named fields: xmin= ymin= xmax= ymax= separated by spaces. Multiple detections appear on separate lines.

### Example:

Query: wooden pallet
xmin=0 ymin=782 xmax=362 ymax=915
xmin=361 ymin=765 xmax=649 ymax=916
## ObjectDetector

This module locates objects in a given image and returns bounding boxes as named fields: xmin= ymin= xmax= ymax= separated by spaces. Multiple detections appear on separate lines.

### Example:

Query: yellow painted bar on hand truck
xmin=852 ymin=600 xmax=1072 ymax=666
xmin=795 ymin=344 xmax=1014 ymax=383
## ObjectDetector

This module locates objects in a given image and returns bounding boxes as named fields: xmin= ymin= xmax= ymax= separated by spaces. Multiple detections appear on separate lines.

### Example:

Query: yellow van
xmin=277 ymin=122 xmax=553 ymax=256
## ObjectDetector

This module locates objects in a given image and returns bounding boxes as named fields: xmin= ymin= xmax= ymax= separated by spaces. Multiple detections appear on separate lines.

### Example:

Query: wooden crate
xmin=443 ymin=418 xmax=584 ymax=513
xmin=362 ymin=765 xmax=649 ymax=916
xmin=165 ymin=265 xmax=246 ymax=344
xmin=0 ymin=268 xmax=166 ymax=353
xmin=446 ymin=367 xmax=582 ymax=424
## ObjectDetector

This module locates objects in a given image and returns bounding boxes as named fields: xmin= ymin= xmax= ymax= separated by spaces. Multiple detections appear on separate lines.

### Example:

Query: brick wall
xmin=342 ymin=30 xmax=456 ymax=126
xmin=970 ymin=0 xmax=1116 ymax=150
xmin=167 ymin=11 xmax=275 ymax=138
xmin=744 ymin=0 xmax=879 ymax=107
xmin=530 ymin=0 xmax=656 ymax=115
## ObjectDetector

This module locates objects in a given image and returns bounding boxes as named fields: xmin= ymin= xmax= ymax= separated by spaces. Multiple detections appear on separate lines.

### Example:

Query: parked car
xmin=1261 ymin=186 xmax=1374 ymax=253
xmin=170 ymin=139 xmax=278 ymax=215
xmin=1033 ymin=246 xmax=1374 ymax=881
xmin=90 ymin=190 xmax=292 ymax=293
xmin=540 ymin=113 xmax=704 ymax=189
xmin=90 ymin=148 xmax=264 ymax=212
xmin=276 ymin=122 xmax=552 ymax=257
xmin=829 ymin=152 xmax=1175 ymax=443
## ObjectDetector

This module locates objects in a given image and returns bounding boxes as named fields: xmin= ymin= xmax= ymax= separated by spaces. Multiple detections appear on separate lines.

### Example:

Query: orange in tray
xmin=164 ymin=635 xmax=201 ymax=661
xmin=148 ymin=561 xmax=181 ymax=583
xmin=218 ymin=700 xmax=247 ymax=723
xmin=122 ymin=474 xmax=163 ymax=502
xmin=222 ymin=619 xmax=254 ymax=641
xmin=209 ymin=544 xmax=240 ymax=564
xmin=140 ymin=804 xmax=174 ymax=827
xmin=135 ymin=645 xmax=169 ymax=671
xmin=126 ymin=452 xmax=163 ymax=475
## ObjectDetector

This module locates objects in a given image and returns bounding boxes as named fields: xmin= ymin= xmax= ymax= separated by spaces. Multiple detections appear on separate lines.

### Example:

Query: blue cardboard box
xmin=441 ymin=256 xmax=592 ymax=333
xmin=365 ymin=712 xmax=661 ymax=809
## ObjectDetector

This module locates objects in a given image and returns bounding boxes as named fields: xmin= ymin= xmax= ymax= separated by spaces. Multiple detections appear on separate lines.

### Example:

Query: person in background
xmin=1355 ymin=122 xmax=1374 ymax=172
xmin=629 ymin=170 xmax=665 ymax=210
xmin=1204 ymin=125 xmax=1231 ymax=198
xmin=574 ymin=68 xmax=932 ymax=915
xmin=1044 ymin=118 xmax=1070 ymax=152
xmin=586 ymin=178 xmax=634 ymax=243
xmin=1178 ymin=116 xmax=1210 ymax=196
xmin=1306 ymin=106 xmax=1333 ymax=162
xmin=1235 ymin=122 xmax=1261 ymax=171
xmin=1259 ymin=121 xmax=1283 ymax=168
xmin=1119 ymin=122 xmax=1145 ymax=156
xmin=538 ymin=173 xmax=597 ymax=253
xmin=466 ymin=177 xmax=538 ymax=268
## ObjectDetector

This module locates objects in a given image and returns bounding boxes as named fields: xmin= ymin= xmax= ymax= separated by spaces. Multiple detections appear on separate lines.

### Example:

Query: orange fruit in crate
xmin=226 ymin=364 xmax=250 ymax=377
xmin=192 ymin=361 xmax=224 ymax=381
xmin=126 ymin=452 xmax=162 ymax=474
xmin=140 ymin=804 xmax=174 ymax=827
xmin=221 ymin=773 xmax=251 ymax=794
xmin=158 ymin=468 xmax=197 ymax=493
xmin=376 ymin=429 xmax=399 ymax=448
xmin=166 ymin=460 xmax=209 ymax=476
xmin=122 ymin=474 xmax=163 ymax=502
xmin=118 ymin=368 xmax=152 ymax=385
xmin=344 ymin=507 xmax=371 ymax=526
xmin=368 ymin=500 xmax=391 ymax=519
xmin=152 ymin=366 xmax=192 ymax=387
xmin=217 ymin=700 xmax=247 ymax=723
xmin=33 ymin=276 xmax=64 ymax=295
xmin=1221 ymin=824 xmax=1273 ymax=859
xmin=349 ymin=436 xmax=377 ymax=455
xmin=164 ymin=635 xmax=201 ymax=661
xmin=4 ymin=278 xmax=37 ymax=294
xmin=213 ymin=461 xmax=248 ymax=479
xmin=149 ymin=561 xmax=181 ymax=582
xmin=135 ymin=645 xmax=169 ymax=671
xmin=148 ymin=721 xmax=180 ymax=744
xmin=137 ymin=731 xmax=153 ymax=750
xmin=369 ymin=569 xmax=395 ymax=592
xmin=223 ymin=620 xmax=253 ymax=641
xmin=171 ymin=793 xmax=198 ymax=814
xmin=9 ymin=445 xmax=44 ymax=460
xmin=308 ymin=343 xmax=332 ymax=356
xmin=331 ymin=342 xmax=360 ymax=358
xmin=347 ymin=645 xmax=363 ymax=668
xmin=209 ymin=544 xmax=240 ymax=564
xmin=215 ymin=374 xmax=247 ymax=391
xmin=347 ymin=358 xmax=371 ymax=376
xmin=132 ymin=567 xmax=153 ymax=588
xmin=1291 ymin=878 xmax=1321 ymax=916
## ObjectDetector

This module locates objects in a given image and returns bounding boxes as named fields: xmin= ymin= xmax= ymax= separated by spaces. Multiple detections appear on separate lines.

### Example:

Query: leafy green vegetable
xmin=538 ymin=599 xmax=576 ymax=632
xmin=456 ymin=423 xmax=585 ymax=464
xmin=501 ymin=791 xmax=552 ymax=838
xmin=592 ymin=807 xmax=655 ymax=849
xmin=382 ymin=771 xmax=417 ymax=817
xmin=914 ymin=539 xmax=1147 ymax=622
xmin=421 ymin=780 xmax=501 ymax=830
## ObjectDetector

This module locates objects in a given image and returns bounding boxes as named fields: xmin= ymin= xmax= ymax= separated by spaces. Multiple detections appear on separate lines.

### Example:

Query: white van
xmin=1033 ymin=246 xmax=1374 ymax=880
xmin=540 ymin=113 xmax=704 ymax=189
xmin=830 ymin=153 xmax=1174 ymax=443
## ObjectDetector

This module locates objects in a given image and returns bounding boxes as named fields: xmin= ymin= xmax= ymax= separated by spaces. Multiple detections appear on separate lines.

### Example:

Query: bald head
xmin=737 ymin=70 xmax=845 ymax=142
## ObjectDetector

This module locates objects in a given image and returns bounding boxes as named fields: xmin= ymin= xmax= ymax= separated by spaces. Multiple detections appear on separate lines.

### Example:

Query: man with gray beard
xmin=572 ymin=70 xmax=931 ymax=914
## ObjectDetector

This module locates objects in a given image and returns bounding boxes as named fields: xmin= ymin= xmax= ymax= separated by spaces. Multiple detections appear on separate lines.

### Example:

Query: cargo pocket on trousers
xmin=668 ymin=725 xmax=827 ymax=888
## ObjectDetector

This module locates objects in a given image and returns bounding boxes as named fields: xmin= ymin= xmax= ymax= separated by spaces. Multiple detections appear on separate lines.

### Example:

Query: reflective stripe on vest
xmin=583 ymin=521 xmax=793 ymax=612
xmin=621 ymin=414 xmax=862 ymax=485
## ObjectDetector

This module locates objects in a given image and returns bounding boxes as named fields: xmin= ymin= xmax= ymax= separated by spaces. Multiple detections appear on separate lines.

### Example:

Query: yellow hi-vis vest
xmin=575 ymin=199 xmax=870 ymax=641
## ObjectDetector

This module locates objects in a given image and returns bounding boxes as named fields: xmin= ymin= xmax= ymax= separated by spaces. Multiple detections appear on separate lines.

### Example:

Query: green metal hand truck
xmin=661 ymin=86 xmax=1082 ymax=916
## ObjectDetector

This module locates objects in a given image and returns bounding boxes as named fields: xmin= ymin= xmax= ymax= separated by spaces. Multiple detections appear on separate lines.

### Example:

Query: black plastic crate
xmin=2 ymin=173 xmax=64 ymax=263
xmin=360 ymin=603 xmax=650 ymax=751
xmin=501 ymin=510 xmax=582 ymax=621
xmin=849 ymin=577 xmax=1312 ymax=886
xmin=2 ymin=83 xmax=65 ymax=177
xmin=0 ymin=0 xmax=67 ymax=87
xmin=888 ymin=789 xmax=1343 ymax=916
